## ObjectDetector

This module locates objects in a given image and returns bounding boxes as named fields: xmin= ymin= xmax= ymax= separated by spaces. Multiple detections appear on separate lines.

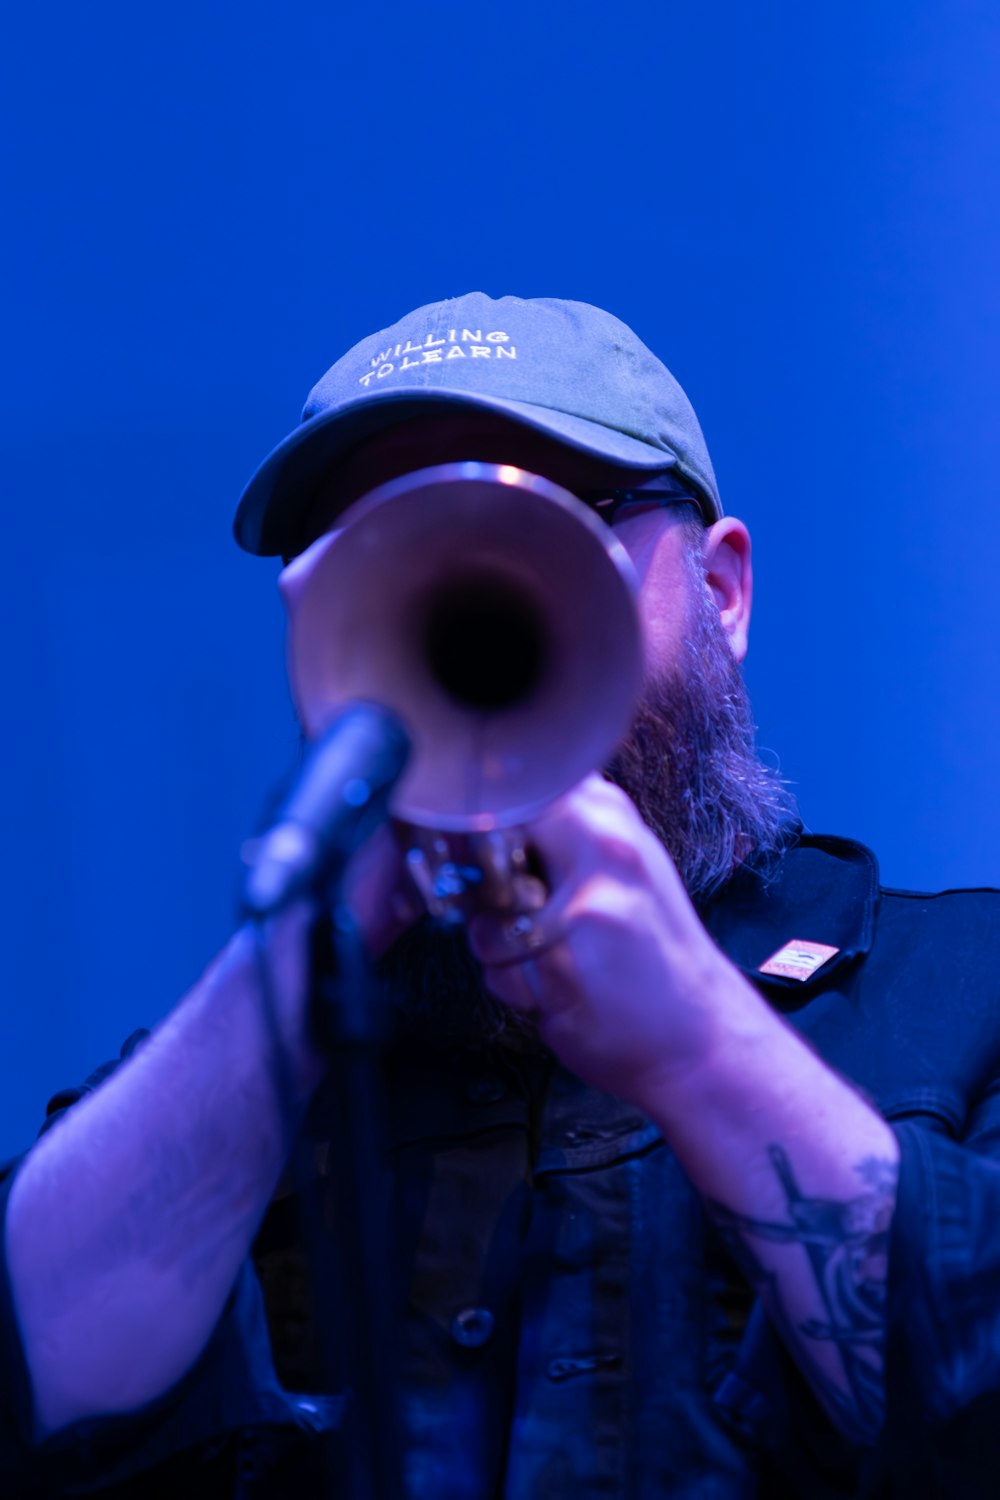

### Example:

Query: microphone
xmin=243 ymin=701 xmax=411 ymax=917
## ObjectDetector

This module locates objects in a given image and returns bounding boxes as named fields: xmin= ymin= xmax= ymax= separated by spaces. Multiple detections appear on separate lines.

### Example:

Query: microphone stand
xmin=245 ymin=703 xmax=409 ymax=1500
xmin=312 ymin=904 xmax=403 ymax=1500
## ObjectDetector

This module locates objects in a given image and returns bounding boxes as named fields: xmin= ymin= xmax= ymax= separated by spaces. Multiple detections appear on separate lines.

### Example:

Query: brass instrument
xmin=279 ymin=462 xmax=643 ymax=922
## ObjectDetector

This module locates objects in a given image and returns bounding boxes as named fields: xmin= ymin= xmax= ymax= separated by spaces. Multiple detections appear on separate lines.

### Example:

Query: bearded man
xmin=3 ymin=294 xmax=1000 ymax=1498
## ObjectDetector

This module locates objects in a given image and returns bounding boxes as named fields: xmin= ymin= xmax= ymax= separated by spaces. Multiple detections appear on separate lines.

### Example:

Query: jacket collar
xmin=700 ymin=834 xmax=879 ymax=1004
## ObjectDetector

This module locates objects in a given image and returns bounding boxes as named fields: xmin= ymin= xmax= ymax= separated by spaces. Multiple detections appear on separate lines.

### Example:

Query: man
xmin=3 ymin=292 xmax=1000 ymax=1497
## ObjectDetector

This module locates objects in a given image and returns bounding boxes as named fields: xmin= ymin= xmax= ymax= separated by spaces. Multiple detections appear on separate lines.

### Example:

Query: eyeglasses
xmin=284 ymin=477 xmax=704 ymax=563
xmin=578 ymin=487 xmax=703 ymax=528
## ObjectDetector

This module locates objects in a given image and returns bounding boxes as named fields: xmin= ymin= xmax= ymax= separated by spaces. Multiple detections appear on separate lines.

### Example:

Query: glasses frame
xmin=283 ymin=479 xmax=705 ymax=563
xmin=578 ymin=487 xmax=704 ymax=527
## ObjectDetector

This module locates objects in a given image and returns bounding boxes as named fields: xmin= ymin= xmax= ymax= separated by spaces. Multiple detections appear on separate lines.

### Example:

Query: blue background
xmin=1 ymin=1 xmax=998 ymax=1155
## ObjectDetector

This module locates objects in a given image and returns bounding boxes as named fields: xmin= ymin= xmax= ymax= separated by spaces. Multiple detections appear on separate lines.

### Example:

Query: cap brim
xmin=233 ymin=388 xmax=682 ymax=555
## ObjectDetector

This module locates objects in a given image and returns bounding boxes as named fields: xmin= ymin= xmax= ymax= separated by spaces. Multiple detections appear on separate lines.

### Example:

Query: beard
xmin=602 ymin=540 xmax=799 ymax=904
xmin=377 ymin=542 xmax=799 ymax=1048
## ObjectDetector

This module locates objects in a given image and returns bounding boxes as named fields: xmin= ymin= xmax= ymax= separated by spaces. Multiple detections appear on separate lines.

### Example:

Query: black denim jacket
xmin=3 ymin=835 xmax=1000 ymax=1497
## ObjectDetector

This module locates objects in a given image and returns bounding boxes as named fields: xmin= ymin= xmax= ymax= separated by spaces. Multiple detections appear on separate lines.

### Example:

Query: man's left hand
xmin=467 ymin=772 xmax=744 ymax=1109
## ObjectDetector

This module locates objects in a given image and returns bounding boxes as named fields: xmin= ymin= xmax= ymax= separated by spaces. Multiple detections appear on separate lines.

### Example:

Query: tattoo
xmin=707 ymin=1145 xmax=898 ymax=1444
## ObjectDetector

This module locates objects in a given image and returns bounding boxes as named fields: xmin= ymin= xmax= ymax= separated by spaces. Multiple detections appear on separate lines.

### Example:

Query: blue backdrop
xmin=2 ymin=1 xmax=998 ymax=1156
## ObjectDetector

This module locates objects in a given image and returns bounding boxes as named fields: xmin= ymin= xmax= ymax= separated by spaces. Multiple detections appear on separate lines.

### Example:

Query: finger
xmin=479 ymin=956 xmax=547 ymax=1016
xmin=521 ymin=773 xmax=650 ymax=888
xmin=468 ymin=900 xmax=567 ymax=969
xmin=480 ymin=946 xmax=576 ymax=1018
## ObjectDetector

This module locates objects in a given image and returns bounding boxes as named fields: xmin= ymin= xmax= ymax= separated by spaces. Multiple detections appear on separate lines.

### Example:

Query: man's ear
xmin=702 ymin=517 xmax=752 ymax=662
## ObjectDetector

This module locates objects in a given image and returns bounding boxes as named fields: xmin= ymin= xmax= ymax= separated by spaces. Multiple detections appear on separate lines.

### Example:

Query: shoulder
xmin=880 ymin=882 xmax=1000 ymax=905
xmin=877 ymin=882 xmax=1000 ymax=944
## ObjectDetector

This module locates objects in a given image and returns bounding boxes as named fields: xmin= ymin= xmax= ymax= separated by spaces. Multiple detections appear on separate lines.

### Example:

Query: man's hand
xmin=466 ymin=772 xmax=739 ymax=1110
xmin=342 ymin=821 xmax=422 ymax=957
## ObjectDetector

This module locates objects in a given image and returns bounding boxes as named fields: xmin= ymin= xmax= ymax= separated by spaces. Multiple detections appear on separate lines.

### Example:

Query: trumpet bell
xmin=279 ymin=462 xmax=643 ymax=833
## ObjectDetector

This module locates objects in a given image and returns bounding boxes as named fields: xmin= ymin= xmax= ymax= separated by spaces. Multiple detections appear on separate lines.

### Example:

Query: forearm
xmin=637 ymin=969 xmax=898 ymax=1445
xmin=5 ymin=903 xmax=322 ymax=1439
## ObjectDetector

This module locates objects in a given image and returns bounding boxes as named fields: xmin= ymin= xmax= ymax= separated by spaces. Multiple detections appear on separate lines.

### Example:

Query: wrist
xmin=629 ymin=956 xmax=897 ymax=1192
xmin=628 ymin=951 xmax=782 ymax=1126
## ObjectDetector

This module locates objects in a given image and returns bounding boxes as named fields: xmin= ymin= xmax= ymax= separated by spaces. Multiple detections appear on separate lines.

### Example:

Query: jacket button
xmin=450 ymin=1307 xmax=495 ymax=1348
xmin=463 ymin=1074 xmax=506 ymax=1105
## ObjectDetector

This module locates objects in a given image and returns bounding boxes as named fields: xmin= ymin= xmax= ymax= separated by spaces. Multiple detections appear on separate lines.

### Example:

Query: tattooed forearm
xmin=707 ymin=1146 xmax=898 ymax=1444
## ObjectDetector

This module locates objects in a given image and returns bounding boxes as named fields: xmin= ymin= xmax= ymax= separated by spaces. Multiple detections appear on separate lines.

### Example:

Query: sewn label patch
xmin=758 ymin=939 xmax=839 ymax=981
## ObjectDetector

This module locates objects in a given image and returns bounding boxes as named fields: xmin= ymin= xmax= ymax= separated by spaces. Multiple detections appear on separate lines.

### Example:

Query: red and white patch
xmin=758 ymin=939 xmax=840 ymax=981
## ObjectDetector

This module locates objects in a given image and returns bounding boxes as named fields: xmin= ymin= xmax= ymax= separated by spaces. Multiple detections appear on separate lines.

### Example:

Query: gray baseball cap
xmin=233 ymin=291 xmax=722 ymax=556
